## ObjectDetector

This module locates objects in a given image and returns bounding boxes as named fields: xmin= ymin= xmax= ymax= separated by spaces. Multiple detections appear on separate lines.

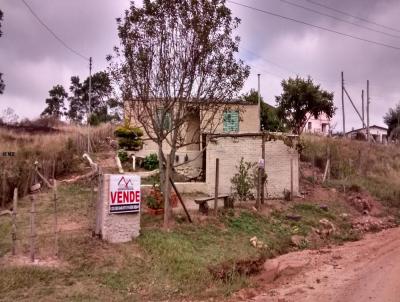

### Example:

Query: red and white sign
xmin=109 ymin=175 xmax=141 ymax=214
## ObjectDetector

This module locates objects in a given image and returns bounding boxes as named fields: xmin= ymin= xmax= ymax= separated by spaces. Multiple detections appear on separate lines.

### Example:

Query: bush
xmin=230 ymin=157 xmax=256 ymax=201
xmin=114 ymin=125 xmax=143 ymax=150
xmin=114 ymin=126 xmax=143 ymax=138
xmin=146 ymin=195 xmax=162 ymax=209
xmin=117 ymin=150 xmax=129 ymax=163
xmin=143 ymin=153 xmax=159 ymax=171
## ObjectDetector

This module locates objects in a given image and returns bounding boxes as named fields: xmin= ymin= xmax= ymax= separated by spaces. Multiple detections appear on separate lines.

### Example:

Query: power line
xmin=242 ymin=46 xmax=297 ymax=75
xmin=227 ymin=0 xmax=400 ymax=51
xmin=242 ymin=46 xmax=336 ymax=86
xmin=21 ymin=0 xmax=89 ymax=61
xmin=279 ymin=0 xmax=400 ymax=40
xmin=305 ymin=0 xmax=400 ymax=34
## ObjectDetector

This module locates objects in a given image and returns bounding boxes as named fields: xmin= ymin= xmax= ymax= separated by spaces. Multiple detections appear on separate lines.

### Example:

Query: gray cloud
xmin=1 ymin=0 xmax=399 ymax=131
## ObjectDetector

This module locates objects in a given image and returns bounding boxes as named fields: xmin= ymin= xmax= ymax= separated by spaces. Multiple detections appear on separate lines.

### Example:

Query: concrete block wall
xmin=206 ymin=136 xmax=299 ymax=198
xmin=99 ymin=174 xmax=141 ymax=243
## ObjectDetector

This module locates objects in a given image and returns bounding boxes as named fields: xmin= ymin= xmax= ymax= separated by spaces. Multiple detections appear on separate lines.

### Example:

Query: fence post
xmin=214 ymin=158 xmax=219 ymax=214
xmin=312 ymin=153 xmax=316 ymax=186
xmin=327 ymin=145 xmax=331 ymax=181
xmin=53 ymin=180 xmax=58 ymax=257
xmin=256 ymin=167 xmax=261 ymax=209
xmin=290 ymin=158 xmax=294 ymax=201
xmin=11 ymin=188 xmax=18 ymax=256
xmin=30 ymin=194 xmax=36 ymax=262
xmin=1 ymin=171 xmax=6 ymax=208
xmin=261 ymin=135 xmax=265 ymax=204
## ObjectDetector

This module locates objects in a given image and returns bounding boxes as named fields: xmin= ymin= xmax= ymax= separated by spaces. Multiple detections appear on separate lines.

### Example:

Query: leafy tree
xmin=41 ymin=85 xmax=68 ymax=118
xmin=109 ymin=0 xmax=249 ymax=227
xmin=241 ymin=89 xmax=285 ymax=132
xmin=383 ymin=102 xmax=400 ymax=137
xmin=276 ymin=76 xmax=335 ymax=134
xmin=67 ymin=76 xmax=85 ymax=123
xmin=0 ymin=10 xmax=5 ymax=94
xmin=67 ymin=71 xmax=121 ymax=124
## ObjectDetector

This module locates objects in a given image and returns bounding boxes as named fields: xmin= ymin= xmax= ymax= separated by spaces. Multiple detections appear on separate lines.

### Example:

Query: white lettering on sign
xmin=109 ymin=175 xmax=141 ymax=214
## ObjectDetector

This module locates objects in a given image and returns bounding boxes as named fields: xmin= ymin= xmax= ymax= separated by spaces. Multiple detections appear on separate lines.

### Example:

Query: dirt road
xmin=249 ymin=227 xmax=400 ymax=302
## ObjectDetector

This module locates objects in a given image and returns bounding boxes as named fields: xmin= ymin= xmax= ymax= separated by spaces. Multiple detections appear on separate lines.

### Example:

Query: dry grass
xmin=301 ymin=135 xmax=400 ymax=209
xmin=0 ymin=123 xmax=114 ymax=207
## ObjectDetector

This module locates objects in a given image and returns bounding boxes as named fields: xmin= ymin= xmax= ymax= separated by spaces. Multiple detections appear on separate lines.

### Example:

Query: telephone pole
xmin=361 ymin=90 xmax=365 ymax=127
xmin=341 ymin=71 xmax=345 ymax=135
xmin=257 ymin=74 xmax=261 ymax=131
xmin=367 ymin=80 xmax=370 ymax=142
xmin=88 ymin=57 xmax=92 ymax=153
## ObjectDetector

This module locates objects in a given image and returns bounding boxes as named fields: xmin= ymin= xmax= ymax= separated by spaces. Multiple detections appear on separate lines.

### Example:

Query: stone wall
xmin=98 ymin=174 xmax=141 ymax=243
xmin=205 ymin=135 xmax=299 ymax=198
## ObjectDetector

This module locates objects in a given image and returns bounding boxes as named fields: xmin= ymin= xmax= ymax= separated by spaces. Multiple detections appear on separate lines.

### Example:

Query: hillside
xmin=0 ymin=130 xmax=400 ymax=301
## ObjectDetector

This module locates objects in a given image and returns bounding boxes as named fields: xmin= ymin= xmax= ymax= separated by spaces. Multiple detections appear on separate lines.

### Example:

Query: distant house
xmin=125 ymin=99 xmax=300 ymax=198
xmin=303 ymin=113 xmax=331 ymax=136
xmin=346 ymin=125 xmax=388 ymax=143
xmin=127 ymin=101 xmax=260 ymax=175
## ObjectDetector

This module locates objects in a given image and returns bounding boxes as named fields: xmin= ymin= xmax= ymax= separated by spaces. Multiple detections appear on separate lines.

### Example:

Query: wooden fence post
xmin=53 ymin=180 xmax=58 ymax=257
xmin=261 ymin=135 xmax=265 ymax=204
xmin=30 ymin=194 xmax=36 ymax=262
xmin=290 ymin=158 xmax=294 ymax=201
xmin=214 ymin=158 xmax=219 ymax=215
xmin=312 ymin=153 xmax=316 ymax=186
xmin=327 ymin=145 xmax=331 ymax=181
xmin=1 ymin=171 xmax=6 ymax=208
xmin=256 ymin=167 xmax=261 ymax=209
xmin=11 ymin=188 xmax=18 ymax=256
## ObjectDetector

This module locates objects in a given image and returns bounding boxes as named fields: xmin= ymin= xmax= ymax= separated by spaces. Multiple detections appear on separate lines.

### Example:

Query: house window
xmin=223 ymin=110 xmax=239 ymax=132
xmin=156 ymin=109 xmax=171 ymax=130
xmin=307 ymin=122 xmax=312 ymax=130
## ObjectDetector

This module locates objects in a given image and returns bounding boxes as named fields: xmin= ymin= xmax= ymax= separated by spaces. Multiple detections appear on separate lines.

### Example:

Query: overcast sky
xmin=1 ymin=0 xmax=400 ymax=131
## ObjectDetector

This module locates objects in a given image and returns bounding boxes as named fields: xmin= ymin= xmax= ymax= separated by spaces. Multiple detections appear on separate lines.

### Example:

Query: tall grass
xmin=0 ymin=124 xmax=114 ymax=206
xmin=301 ymin=134 xmax=400 ymax=207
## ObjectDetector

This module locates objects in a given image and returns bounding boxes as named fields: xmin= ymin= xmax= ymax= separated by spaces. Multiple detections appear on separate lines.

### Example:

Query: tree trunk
xmin=163 ymin=154 xmax=173 ymax=229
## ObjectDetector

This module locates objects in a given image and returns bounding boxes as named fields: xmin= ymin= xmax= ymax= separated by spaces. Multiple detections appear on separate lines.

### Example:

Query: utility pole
xmin=367 ymin=80 xmax=370 ymax=142
xmin=257 ymin=74 xmax=261 ymax=131
xmin=341 ymin=71 xmax=345 ymax=135
xmin=87 ymin=57 xmax=92 ymax=153
xmin=361 ymin=90 xmax=365 ymax=127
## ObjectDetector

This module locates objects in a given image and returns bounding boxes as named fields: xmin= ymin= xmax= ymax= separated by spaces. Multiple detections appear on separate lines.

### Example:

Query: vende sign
xmin=109 ymin=175 xmax=141 ymax=214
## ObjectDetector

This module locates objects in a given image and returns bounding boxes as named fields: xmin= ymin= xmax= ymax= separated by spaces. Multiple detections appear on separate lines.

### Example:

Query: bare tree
xmin=108 ymin=0 xmax=249 ymax=227
xmin=0 ymin=107 xmax=19 ymax=125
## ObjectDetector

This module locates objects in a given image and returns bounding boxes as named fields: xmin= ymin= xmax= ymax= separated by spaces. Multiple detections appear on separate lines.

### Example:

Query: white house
xmin=303 ymin=113 xmax=331 ymax=136
xmin=346 ymin=125 xmax=388 ymax=143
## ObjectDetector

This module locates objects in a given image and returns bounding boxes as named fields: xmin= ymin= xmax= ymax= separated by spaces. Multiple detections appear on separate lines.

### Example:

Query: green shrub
xmin=118 ymin=137 xmax=143 ymax=150
xmin=117 ymin=150 xmax=129 ymax=163
xmin=143 ymin=153 xmax=159 ymax=171
xmin=114 ymin=126 xmax=143 ymax=138
xmin=114 ymin=125 xmax=143 ymax=150
xmin=230 ymin=157 xmax=256 ymax=201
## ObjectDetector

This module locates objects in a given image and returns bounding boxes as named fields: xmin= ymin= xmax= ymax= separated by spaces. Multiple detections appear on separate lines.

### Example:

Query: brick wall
xmin=206 ymin=136 xmax=299 ymax=198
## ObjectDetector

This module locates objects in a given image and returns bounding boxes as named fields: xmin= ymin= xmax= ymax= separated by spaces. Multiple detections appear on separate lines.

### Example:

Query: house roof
xmin=346 ymin=125 xmax=388 ymax=134
xmin=127 ymin=98 xmax=258 ymax=106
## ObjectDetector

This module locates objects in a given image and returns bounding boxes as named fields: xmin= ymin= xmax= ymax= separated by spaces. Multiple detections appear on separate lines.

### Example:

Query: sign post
xmin=97 ymin=174 xmax=141 ymax=243
xmin=109 ymin=175 xmax=141 ymax=214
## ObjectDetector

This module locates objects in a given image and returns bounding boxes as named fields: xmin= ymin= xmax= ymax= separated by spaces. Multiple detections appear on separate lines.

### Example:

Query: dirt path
xmin=248 ymin=227 xmax=400 ymax=302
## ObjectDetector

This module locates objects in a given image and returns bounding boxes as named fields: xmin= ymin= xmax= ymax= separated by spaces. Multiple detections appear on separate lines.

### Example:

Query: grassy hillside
xmin=301 ymin=135 xmax=400 ymax=210
xmin=1 ymin=132 xmax=399 ymax=301
xmin=0 ymin=179 xmax=360 ymax=301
